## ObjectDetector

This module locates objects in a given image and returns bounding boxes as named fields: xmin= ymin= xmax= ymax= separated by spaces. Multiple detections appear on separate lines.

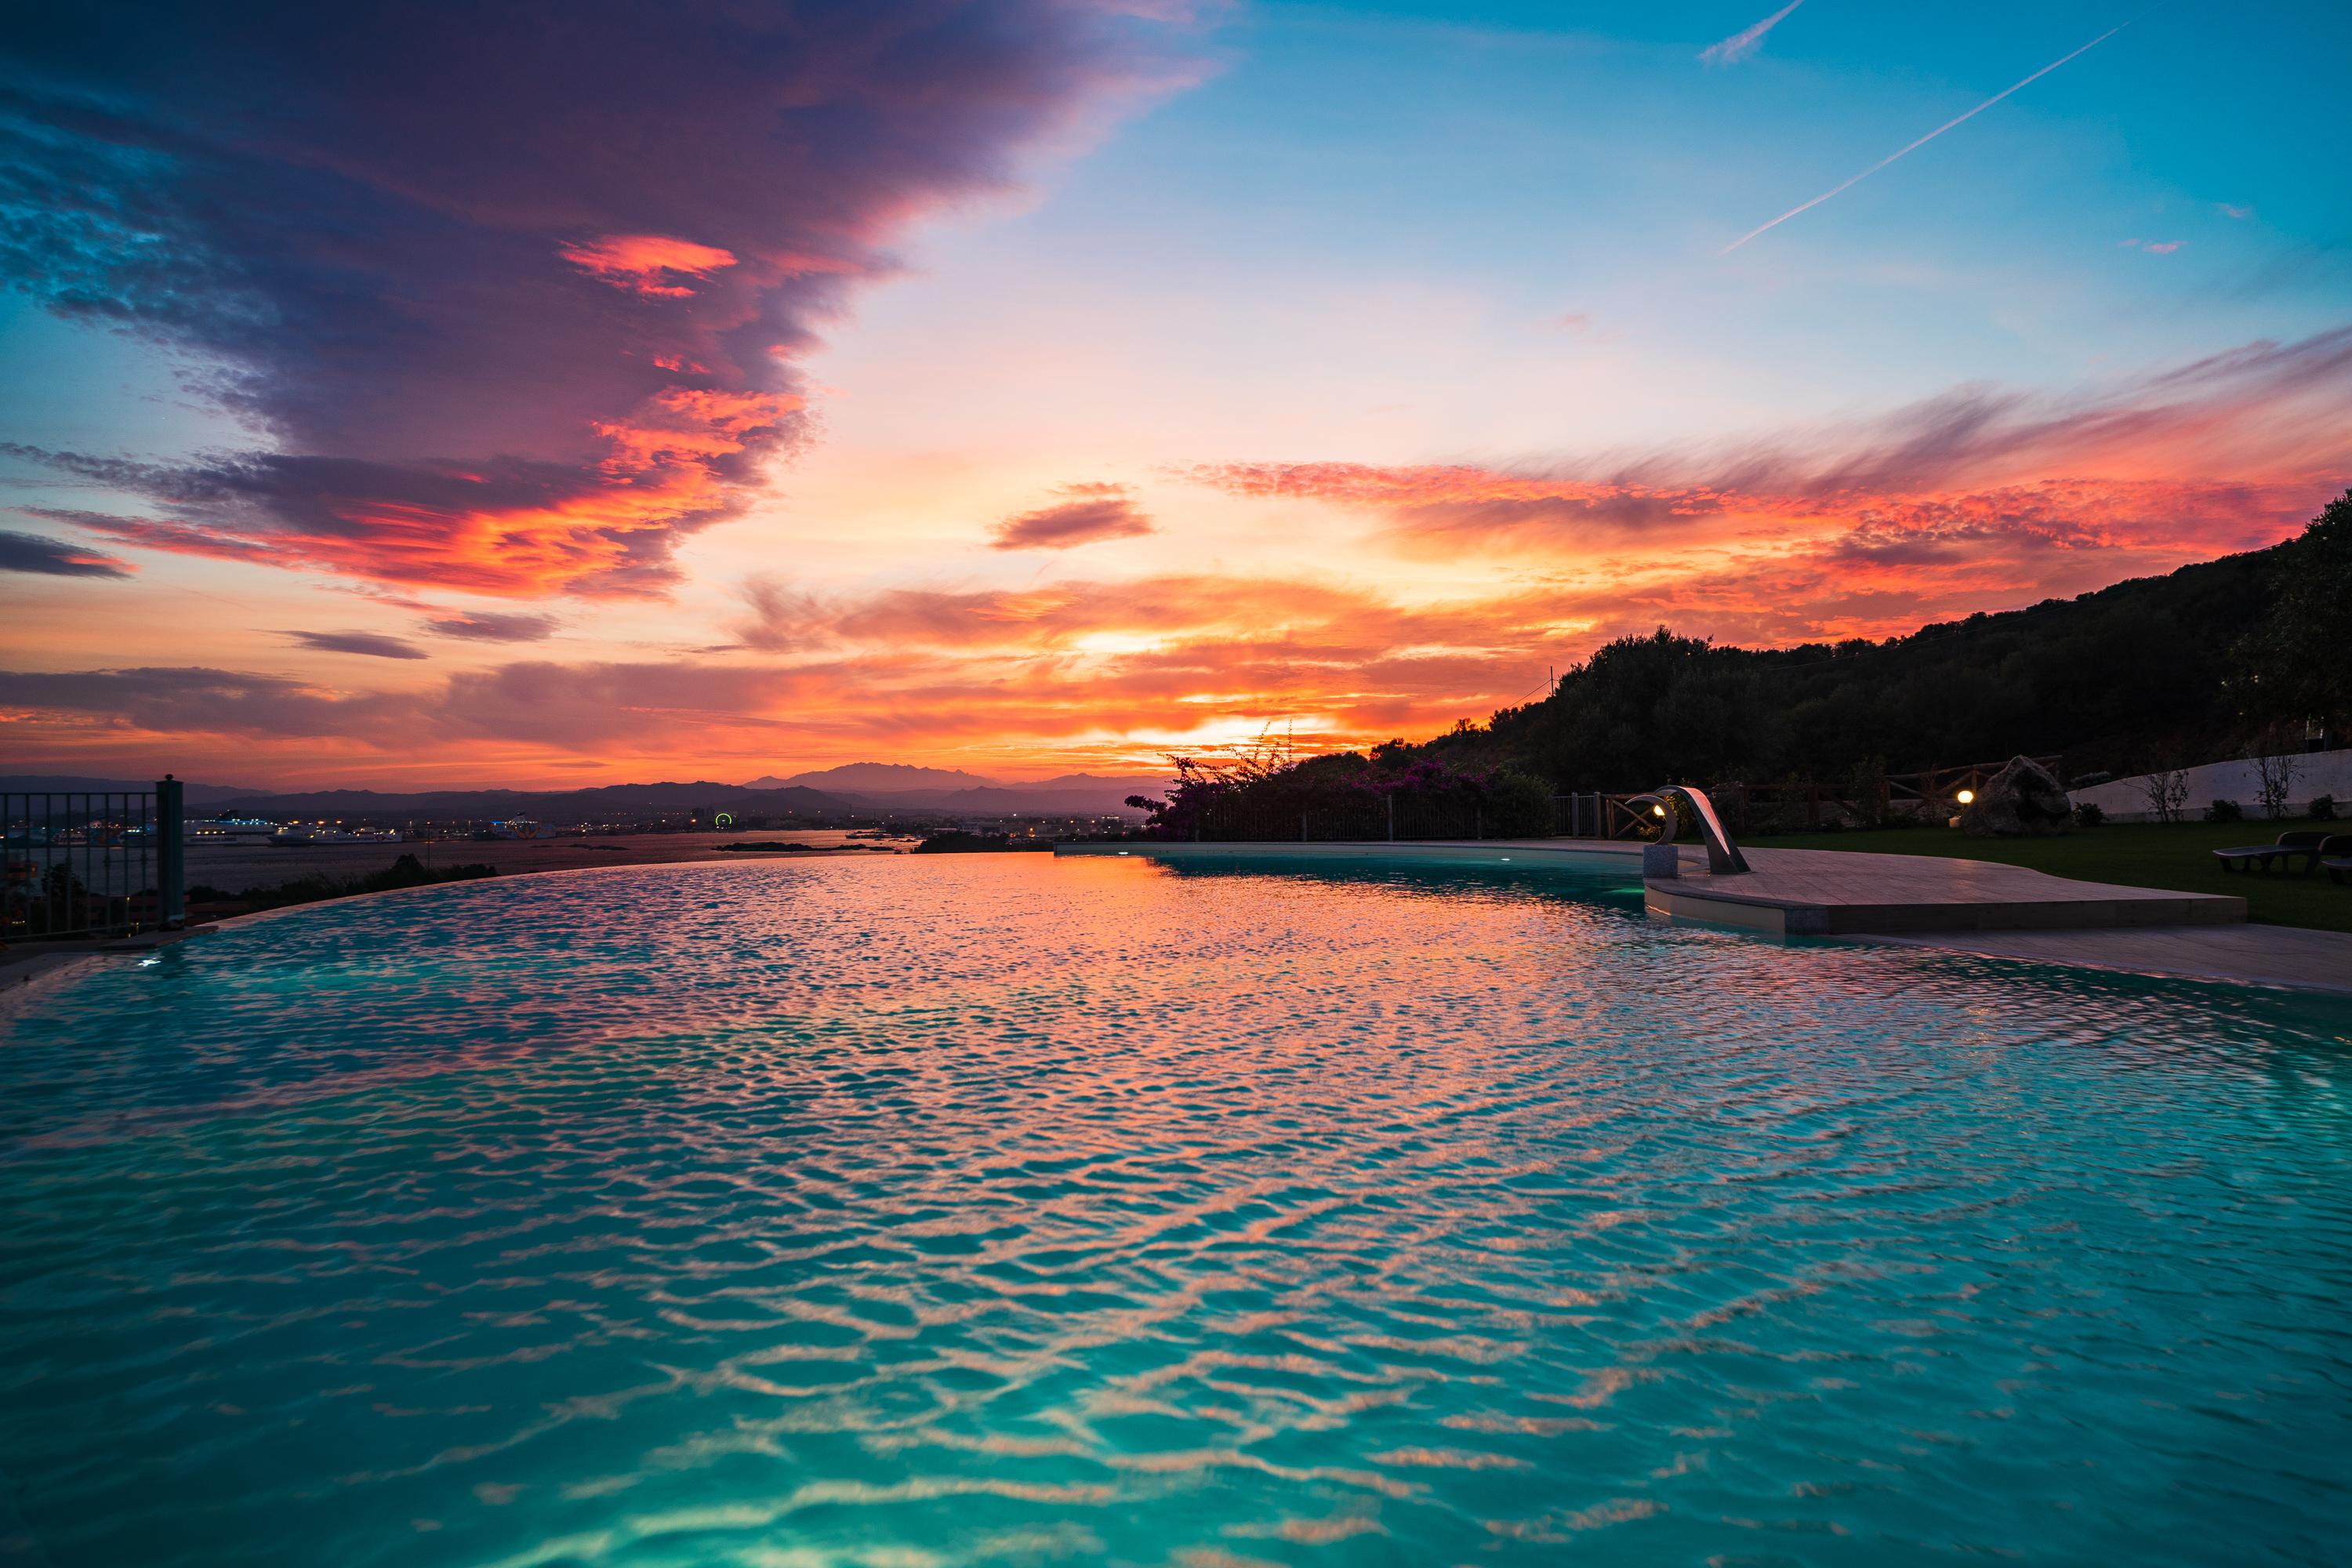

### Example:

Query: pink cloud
xmin=558 ymin=234 xmax=739 ymax=298
xmin=1177 ymin=329 xmax=2351 ymax=646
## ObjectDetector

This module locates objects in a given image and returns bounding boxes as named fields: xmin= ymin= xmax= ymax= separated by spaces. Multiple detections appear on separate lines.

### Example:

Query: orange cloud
xmin=1188 ymin=325 xmax=2352 ymax=562
xmin=2 ymin=565 xmax=1584 ymax=784
xmin=1178 ymin=328 xmax=2351 ymax=648
xmin=14 ymin=328 xmax=2349 ymax=786
xmin=558 ymin=234 xmax=739 ymax=298
xmin=5 ymin=464 xmax=2335 ymax=785
xmin=35 ymin=387 xmax=804 ymax=597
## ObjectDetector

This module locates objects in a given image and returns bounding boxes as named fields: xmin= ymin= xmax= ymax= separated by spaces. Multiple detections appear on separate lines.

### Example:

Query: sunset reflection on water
xmin=2 ymin=853 xmax=2348 ymax=1567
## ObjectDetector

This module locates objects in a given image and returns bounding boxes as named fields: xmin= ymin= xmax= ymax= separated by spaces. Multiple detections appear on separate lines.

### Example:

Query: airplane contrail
xmin=1722 ymin=16 xmax=2140 ymax=253
xmin=1701 ymin=0 xmax=1806 ymax=67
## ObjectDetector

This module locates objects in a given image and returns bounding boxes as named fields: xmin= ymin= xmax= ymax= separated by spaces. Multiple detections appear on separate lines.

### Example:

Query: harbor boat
xmin=188 ymin=818 xmax=282 ymax=845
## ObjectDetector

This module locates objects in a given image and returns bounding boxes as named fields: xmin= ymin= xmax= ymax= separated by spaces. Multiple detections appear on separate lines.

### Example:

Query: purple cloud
xmin=0 ymin=666 xmax=416 ymax=740
xmin=0 ymin=528 xmax=132 ymax=578
xmin=989 ymin=483 xmax=1157 ymax=550
xmin=1 ymin=2 xmax=1197 ymax=596
xmin=422 ymin=611 xmax=560 ymax=643
xmin=285 ymin=630 xmax=429 ymax=661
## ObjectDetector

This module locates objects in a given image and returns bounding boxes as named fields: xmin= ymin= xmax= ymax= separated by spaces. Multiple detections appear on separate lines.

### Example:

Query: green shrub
xmin=914 ymin=831 xmax=1010 ymax=853
xmin=2313 ymin=794 xmax=2339 ymax=821
xmin=2205 ymin=799 xmax=2244 ymax=823
xmin=2073 ymin=801 xmax=2105 ymax=827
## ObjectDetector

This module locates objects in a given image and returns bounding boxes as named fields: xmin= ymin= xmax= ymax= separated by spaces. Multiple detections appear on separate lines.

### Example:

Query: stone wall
xmin=2073 ymin=747 xmax=2352 ymax=822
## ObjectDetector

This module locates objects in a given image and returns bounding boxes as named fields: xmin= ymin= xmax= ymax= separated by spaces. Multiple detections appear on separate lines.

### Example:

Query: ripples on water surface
xmin=2 ymin=854 xmax=2349 ymax=1566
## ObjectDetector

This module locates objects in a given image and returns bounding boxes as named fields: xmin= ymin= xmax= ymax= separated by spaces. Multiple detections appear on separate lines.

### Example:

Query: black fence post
xmin=158 ymin=775 xmax=184 ymax=928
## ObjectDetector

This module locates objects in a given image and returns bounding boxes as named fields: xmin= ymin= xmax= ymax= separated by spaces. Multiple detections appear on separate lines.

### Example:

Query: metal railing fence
xmin=1548 ymin=792 xmax=1670 ymax=840
xmin=1178 ymin=792 xmax=1628 ymax=844
xmin=1707 ymin=757 xmax=2061 ymax=833
xmin=2 ymin=778 xmax=183 ymax=941
xmin=1142 ymin=757 xmax=2060 ymax=846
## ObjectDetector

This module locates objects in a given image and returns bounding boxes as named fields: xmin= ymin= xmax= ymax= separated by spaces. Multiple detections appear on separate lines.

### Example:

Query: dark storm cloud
xmin=0 ymin=2 xmax=1194 ymax=593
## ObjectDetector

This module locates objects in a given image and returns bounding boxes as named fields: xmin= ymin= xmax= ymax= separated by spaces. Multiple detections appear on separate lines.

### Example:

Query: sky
xmin=2 ymin=0 xmax=2347 ymax=789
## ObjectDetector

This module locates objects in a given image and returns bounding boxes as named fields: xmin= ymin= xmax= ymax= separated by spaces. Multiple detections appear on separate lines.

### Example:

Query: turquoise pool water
xmin=2 ymin=853 xmax=2348 ymax=1566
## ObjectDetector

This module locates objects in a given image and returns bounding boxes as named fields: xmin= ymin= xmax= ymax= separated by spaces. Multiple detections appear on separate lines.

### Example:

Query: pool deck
xmin=1058 ymin=839 xmax=2350 ymax=996
xmin=1646 ymin=844 xmax=2245 ymax=936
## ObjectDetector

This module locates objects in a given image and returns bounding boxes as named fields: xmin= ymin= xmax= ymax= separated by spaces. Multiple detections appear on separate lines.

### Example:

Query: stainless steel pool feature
xmin=1629 ymin=785 xmax=1751 ymax=875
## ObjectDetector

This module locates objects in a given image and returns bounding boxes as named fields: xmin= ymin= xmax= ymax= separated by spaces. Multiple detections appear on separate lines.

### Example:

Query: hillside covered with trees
xmin=1456 ymin=488 xmax=2347 ymax=790
xmin=1131 ymin=490 xmax=2350 ymax=834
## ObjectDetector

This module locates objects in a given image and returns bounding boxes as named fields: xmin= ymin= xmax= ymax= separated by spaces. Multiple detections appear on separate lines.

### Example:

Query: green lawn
xmin=1760 ymin=816 xmax=2352 ymax=933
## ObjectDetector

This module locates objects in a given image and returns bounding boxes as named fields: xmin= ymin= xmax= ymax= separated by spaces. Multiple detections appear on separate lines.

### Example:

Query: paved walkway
xmin=0 ymin=927 xmax=209 ymax=1019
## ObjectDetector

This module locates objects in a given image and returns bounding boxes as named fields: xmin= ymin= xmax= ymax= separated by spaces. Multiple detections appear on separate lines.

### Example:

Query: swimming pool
xmin=2 ymin=854 xmax=2347 ymax=1566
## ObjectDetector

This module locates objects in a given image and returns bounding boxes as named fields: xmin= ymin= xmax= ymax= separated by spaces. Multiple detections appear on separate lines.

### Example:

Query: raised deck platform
xmin=1647 ymin=845 xmax=2246 ymax=935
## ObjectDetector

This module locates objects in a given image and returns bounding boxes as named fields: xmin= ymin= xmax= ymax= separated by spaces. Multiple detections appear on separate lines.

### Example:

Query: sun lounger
xmin=2320 ymin=834 xmax=2352 ymax=884
xmin=2212 ymin=830 xmax=2334 ymax=873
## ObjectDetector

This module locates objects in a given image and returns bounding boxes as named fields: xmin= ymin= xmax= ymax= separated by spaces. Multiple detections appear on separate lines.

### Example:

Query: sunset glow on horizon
xmin=4 ymin=2 xmax=2347 ymax=788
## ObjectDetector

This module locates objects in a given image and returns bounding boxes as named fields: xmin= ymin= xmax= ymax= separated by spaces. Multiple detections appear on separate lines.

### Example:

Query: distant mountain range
xmin=2 ymin=775 xmax=260 ymax=806
xmin=747 ymin=763 xmax=996 ymax=792
xmin=207 ymin=782 xmax=862 ymax=821
xmin=745 ymin=765 xmax=1173 ymax=814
